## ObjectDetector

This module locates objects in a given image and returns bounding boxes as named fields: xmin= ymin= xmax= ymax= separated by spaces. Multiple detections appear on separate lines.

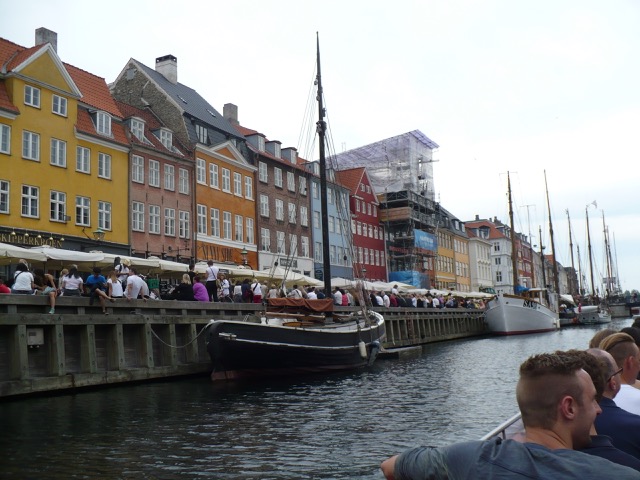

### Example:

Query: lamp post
xmin=361 ymin=267 xmax=367 ymax=281
xmin=241 ymin=246 xmax=248 ymax=266
xmin=92 ymin=228 xmax=105 ymax=243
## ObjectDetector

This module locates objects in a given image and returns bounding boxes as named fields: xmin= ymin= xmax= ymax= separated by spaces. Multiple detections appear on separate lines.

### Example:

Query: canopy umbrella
xmin=29 ymin=246 xmax=105 ymax=271
xmin=0 ymin=242 xmax=48 ymax=266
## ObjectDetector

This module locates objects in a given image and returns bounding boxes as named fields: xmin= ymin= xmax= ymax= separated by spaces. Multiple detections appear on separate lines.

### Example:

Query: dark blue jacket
xmin=580 ymin=434 xmax=640 ymax=471
xmin=594 ymin=397 xmax=640 ymax=460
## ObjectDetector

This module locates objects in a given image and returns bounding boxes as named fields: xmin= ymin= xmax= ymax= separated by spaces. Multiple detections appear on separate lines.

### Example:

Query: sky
xmin=2 ymin=0 xmax=639 ymax=292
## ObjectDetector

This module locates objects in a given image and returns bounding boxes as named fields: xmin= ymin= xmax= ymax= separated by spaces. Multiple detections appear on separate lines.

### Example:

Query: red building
xmin=335 ymin=168 xmax=387 ymax=282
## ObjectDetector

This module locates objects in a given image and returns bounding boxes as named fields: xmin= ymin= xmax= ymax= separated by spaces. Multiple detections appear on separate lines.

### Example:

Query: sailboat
xmin=483 ymin=172 xmax=559 ymax=335
xmin=205 ymin=35 xmax=385 ymax=381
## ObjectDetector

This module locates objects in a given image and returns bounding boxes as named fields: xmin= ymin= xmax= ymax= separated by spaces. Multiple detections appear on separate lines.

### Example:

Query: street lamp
xmin=361 ymin=267 xmax=367 ymax=280
xmin=93 ymin=228 xmax=106 ymax=242
xmin=241 ymin=246 xmax=248 ymax=266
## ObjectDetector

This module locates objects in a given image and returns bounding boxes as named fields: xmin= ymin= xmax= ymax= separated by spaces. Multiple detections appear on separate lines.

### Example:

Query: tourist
xmin=192 ymin=275 xmax=208 ymax=302
xmin=391 ymin=284 xmax=399 ymax=295
xmin=332 ymin=287 xmax=343 ymax=305
xmin=345 ymin=289 xmax=353 ymax=306
xmin=600 ymin=333 xmax=640 ymax=415
xmin=250 ymin=278 xmax=262 ymax=304
xmin=241 ymin=278 xmax=252 ymax=302
xmin=233 ymin=281 xmax=243 ymax=303
xmin=0 ymin=278 xmax=10 ymax=294
xmin=586 ymin=348 xmax=640 ymax=462
xmin=33 ymin=269 xmax=58 ymax=314
xmin=60 ymin=266 xmax=83 ymax=297
xmin=340 ymin=288 xmax=348 ymax=306
xmin=316 ymin=288 xmax=326 ymax=299
xmin=10 ymin=262 xmax=34 ymax=294
xmin=86 ymin=267 xmax=114 ymax=314
xmin=57 ymin=268 xmax=68 ymax=294
xmin=114 ymin=257 xmax=130 ymax=289
xmin=375 ymin=291 xmax=384 ymax=306
xmin=287 ymin=284 xmax=303 ymax=299
xmin=171 ymin=274 xmax=195 ymax=301
xmin=107 ymin=270 xmax=124 ymax=299
xmin=187 ymin=262 xmax=196 ymax=284
xmin=389 ymin=292 xmax=398 ymax=307
xmin=589 ymin=329 xmax=616 ymax=349
xmin=306 ymin=287 xmax=317 ymax=300
xmin=204 ymin=260 xmax=219 ymax=302
xmin=219 ymin=274 xmax=231 ymax=302
xmin=381 ymin=351 xmax=640 ymax=479
xmin=382 ymin=291 xmax=390 ymax=308
xmin=125 ymin=267 xmax=146 ymax=300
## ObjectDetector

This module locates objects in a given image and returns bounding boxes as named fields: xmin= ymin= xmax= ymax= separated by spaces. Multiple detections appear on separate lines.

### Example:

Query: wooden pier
xmin=0 ymin=296 xmax=487 ymax=398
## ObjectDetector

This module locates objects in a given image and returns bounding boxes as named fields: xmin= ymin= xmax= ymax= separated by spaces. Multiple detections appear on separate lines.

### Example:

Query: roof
xmin=131 ymin=58 xmax=241 ymax=139
xmin=464 ymin=219 xmax=509 ymax=240
xmin=0 ymin=81 xmax=19 ymax=114
xmin=64 ymin=63 xmax=122 ymax=117
xmin=334 ymin=167 xmax=365 ymax=194
xmin=76 ymin=108 xmax=129 ymax=146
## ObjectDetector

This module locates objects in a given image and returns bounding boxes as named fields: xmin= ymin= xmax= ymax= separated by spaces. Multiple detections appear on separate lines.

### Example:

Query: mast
xmin=538 ymin=225 xmax=547 ymax=289
xmin=544 ymin=171 xmax=559 ymax=294
xmin=586 ymin=202 xmax=596 ymax=298
xmin=507 ymin=172 xmax=519 ymax=293
xmin=566 ymin=209 xmax=577 ymax=296
xmin=576 ymin=244 xmax=584 ymax=296
xmin=316 ymin=33 xmax=332 ymax=297
xmin=602 ymin=211 xmax=613 ymax=299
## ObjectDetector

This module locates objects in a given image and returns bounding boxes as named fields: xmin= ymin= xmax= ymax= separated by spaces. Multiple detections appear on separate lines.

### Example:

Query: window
xmin=315 ymin=242 xmax=323 ymax=262
xmin=179 ymin=168 xmax=189 ymax=194
xmin=274 ymin=168 xmax=283 ymax=188
xmin=275 ymin=199 xmax=284 ymax=221
xmin=246 ymin=218 xmax=254 ymax=244
xmin=50 ymin=138 xmax=66 ymax=167
xmin=287 ymin=171 xmax=295 ymax=192
xmin=261 ymin=228 xmax=270 ymax=252
xmin=260 ymin=194 xmax=269 ymax=217
xmin=313 ymin=211 xmax=320 ymax=229
xmin=496 ymin=271 xmax=503 ymax=283
xmin=149 ymin=160 xmax=160 ymax=187
xmin=22 ymin=131 xmax=40 ymax=160
xmin=235 ymin=215 xmax=243 ymax=242
xmin=160 ymin=129 xmax=172 ymax=149
xmin=75 ymin=196 xmax=90 ymax=225
xmin=98 ymin=201 xmax=111 ymax=230
xmin=301 ymin=236 xmax=309 ymax=257
xmin=373 ymin=205 xmax=377 ymax=217
xmin=179 ymin=211 xmax=190 ymax=239
xmin=289 ymin=234 xmax=298 ymax=255
xmin=210 ymin=208 xmax=220 ymax=237
xmin=328 ymin=187 xmax=334 ymax=204
xmin=367 ymin=203 xmax=372 ymax=215
xmin=288 ymin=203 xmax=296 ymax=223
xmin=299 ymin=176 xmax=307 ymax=195
xmin=98 ymin=153 xmax=111 ymax=179
xmin=74 ymin=146 xmax=89 ymax=173
xmin=50 ymin=191 xmax=66 ymax=221
xmin=276 ymin=231 xmax=286 ymax=254
xmin=209 ymin=163 xmax=219 ymax=188
xmin=195 ymin=124 xmax=208 ymax=144
xmin=149 ymin=205 xmax=160 ymax=234
xmin=52 ymin=95 xmax=67 ymax=116
xmin=0 ymin=180 xmax=9 ymax=213
xmin=258 ymin=162 xmax=268 ymax=182
xmin=222 ymin=168 xmax=231 ymax=192
xmin=234 ymin=172 xmax=242 ymax=196
xmin=164 ymin=164 xmax=175 ymax=190
xmin=197 ymin=204 xmax=207 ymax=235
xmin=196 ymin=158 xmax=206 ymax=184
xmin=164 ymin=208 xmax=176 ymax=236
xmin=328 ymin=216 xmax=335 ymax=233
xmin=131 ymin=119 xmax=144 ymax=141
xmin=495 ymin=257 xmax=501 ymax=265
xmin=223 ymin=211 xmax=232 ymax=240
xmin=96 ymin=112 xmax=111 ymax=136
xmin=312 ymin=181 xmax=319 ymax=199
xmin=300 ymin=206 xmax=308 ymax=226
xmin=0 ymin=124 xmax=10 ymax=154
xmin=24 ymin=85 xmax=40 ymax=107
xmin=244 ymin=176 xmax=253 ymax=199
xmin=330 ymin=245 xmax=337 ymax=264
xmin=494 ymin=243 xmax=501 ymax=252
xmin=355 ymin=200 xmax=360 ymax=213
xmin=132 ymin=155 xmax=144 ymax=183
xmin=132 ymin=202 xmax=145 ymax=231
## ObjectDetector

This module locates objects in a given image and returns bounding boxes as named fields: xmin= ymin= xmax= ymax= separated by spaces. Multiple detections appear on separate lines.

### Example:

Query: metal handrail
xmin=480 ymin=413 xmax=522 ymax=441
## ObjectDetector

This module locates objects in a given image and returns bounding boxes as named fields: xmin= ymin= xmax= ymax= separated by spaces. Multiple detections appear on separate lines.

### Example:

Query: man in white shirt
xmin=432 ymin=296 xmax=440 ymax=308
xmin=219 ymin=274 xmax=231 ymax=301
xmin=600 ymin=332 xmax=640 ymax=415
xmin=382 ymin=292 xmax=390 ymax=308
xmin=205 ymin=260 xmax=219 ymax=302
xmin=307 ymin=287 xmax=318 ymax=300
xmin=126 ymin=268 xmax=146 ymax=301
xmin=333 ymin=288 xmax=343 ymax=305
xmin=287 ymin=284 xmax=303 ymax=299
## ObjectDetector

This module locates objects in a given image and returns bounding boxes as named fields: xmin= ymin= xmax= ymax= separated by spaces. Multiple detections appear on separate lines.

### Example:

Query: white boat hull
xmin=485 ymin=293 xmax=559 ymax=335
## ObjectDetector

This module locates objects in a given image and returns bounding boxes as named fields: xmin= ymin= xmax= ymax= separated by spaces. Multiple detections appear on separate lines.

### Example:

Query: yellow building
xmin=0 ymin=29 xmax=130 ymax=254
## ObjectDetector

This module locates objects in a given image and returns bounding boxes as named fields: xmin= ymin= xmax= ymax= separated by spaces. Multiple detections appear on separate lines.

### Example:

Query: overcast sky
xmin=3 ymin=0 xmax=639 ymax=293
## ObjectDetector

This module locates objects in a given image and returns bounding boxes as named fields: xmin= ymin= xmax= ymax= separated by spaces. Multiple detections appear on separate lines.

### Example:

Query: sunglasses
xmin=607 ymin=367 xmax=623 ymax=382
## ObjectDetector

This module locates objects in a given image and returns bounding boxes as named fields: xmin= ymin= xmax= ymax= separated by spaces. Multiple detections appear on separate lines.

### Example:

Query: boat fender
xmin=368 ymin=341 xmax=381 ymax=366
xmin=359 ymin=340 xmax=367 ymax=359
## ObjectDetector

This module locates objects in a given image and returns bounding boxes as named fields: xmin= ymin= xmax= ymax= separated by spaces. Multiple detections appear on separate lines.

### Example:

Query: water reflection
xmin=0 ymin=320 xmax=631 ymax=479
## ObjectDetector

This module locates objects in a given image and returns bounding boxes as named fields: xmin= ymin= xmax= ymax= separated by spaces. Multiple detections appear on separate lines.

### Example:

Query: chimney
xmin=475 ymin=214 xmax=479 ymax=221
xmin=223 ymin=103 xmax=239 ymax=125
xmin=155 ymin=55 xmax=177 ymax=84
xmin=35 ymin=27 xmax=57 ymax=52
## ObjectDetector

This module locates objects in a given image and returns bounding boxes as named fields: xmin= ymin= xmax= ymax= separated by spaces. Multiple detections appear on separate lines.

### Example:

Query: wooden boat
xmin=206 ymin=36 xmax=385 ymax=381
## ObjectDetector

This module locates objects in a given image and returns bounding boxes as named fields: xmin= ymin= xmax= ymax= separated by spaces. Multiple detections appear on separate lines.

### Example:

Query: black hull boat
xmin=206 ymin=299 xmax=385 ymax=381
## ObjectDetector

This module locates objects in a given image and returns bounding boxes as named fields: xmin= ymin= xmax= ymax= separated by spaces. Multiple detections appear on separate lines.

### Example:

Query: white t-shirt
xmin=126 ymin=274 xmax=145 ymax=299
xmin=115 ymin=264 xmax=130 ymax=282
xmin=108 ymin=278 xmax=124 ymax=297
xmin=221 ymin=279 xmax=230 ymax=295
xmin=307 ymin=291 xmax=318 ymax=300
xmin=251 ymin=282 xmax=262 ymax=296
xmin=206 ymin=266 xmax=219 ymax=282
xmin=612 ymin=384 xmax=640 ymax=415
xmin=13 ymin=271 xmax=34 ymax=291
xmin=63 ymin=275 xmax=83 ymax=290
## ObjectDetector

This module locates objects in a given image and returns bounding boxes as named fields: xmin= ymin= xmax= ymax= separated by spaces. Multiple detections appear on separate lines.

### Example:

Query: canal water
xmin=1 ymin=319 xmax=632 ymax=479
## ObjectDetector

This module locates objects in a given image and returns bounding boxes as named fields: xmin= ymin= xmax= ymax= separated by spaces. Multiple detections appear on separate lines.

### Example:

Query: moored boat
xmin=484 ymin=289 xmax=559 ymax=335
xmin=206 ymin=299 xmax=385 ymax=381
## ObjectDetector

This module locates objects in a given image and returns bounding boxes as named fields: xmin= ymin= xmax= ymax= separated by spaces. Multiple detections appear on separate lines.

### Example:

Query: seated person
xmin=85 ymin=267 xmax=114 ymax=314
xmin=171 ymin=274 xmax=195 ymax=301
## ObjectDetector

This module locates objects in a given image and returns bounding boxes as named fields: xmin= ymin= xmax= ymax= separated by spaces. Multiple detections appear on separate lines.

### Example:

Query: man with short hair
xmin=380 ymin=351 xmax=639 ymax=479
xmin=126 ymin=267 xmax=146 ymax=301
xmin=204 ymin=260 xmax=219 ymax=302
xmin=600 ymin=332 xmax=640 ymax=415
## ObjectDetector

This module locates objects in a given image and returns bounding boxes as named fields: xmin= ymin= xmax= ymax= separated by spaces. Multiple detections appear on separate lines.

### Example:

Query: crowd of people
xmin=380 ymin=321 xmax=640 ymax=479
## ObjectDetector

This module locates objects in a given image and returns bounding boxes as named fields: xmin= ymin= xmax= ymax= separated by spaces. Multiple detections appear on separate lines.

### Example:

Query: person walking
xmin=205 ymin=260 xmax=219 ymax=302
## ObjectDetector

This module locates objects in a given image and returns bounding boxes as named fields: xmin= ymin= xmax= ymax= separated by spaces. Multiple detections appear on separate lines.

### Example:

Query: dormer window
xmin=257 ymin=136 xmax=265 ymax=152
xmin=96 ymin=111 xmax=111 ymax=136
xmin=273 ymin=143 xmax=281 ymax=158
xmin=195 ymin=124 xmax=208 ymax=144
xmin=131 ymin=118 xmax=145 ymax=141
xmin=160 ymin=129 xmax=172 ymax=149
